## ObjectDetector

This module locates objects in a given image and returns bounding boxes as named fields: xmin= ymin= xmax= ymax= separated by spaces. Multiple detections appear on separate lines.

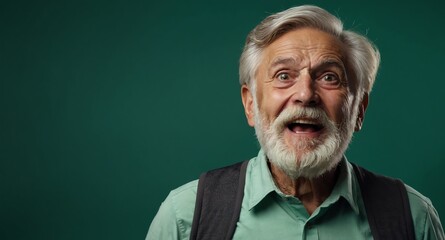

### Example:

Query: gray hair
xmin=239 ymin=5 xmax=380 ymax=96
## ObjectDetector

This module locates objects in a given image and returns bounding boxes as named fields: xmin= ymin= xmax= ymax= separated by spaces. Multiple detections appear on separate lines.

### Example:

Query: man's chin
xmin=266 ymin=135 xmax=344 ymax=179
xmin=273 ymin=153 xmax=341 ymax=179
xmin=284 ymin=138 xmax=324 ymax=154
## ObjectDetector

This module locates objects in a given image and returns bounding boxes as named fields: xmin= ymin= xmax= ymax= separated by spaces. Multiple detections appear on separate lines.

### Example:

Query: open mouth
xmin=287 ymin=120 xmax=324 ymax=133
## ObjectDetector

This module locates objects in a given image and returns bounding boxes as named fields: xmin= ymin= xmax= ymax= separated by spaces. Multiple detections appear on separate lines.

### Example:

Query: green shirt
xmin=146 ymin=150 xmax=444 ymax=239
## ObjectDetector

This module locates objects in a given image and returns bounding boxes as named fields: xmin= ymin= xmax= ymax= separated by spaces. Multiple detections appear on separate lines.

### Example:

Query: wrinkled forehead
xmin=260 ymin=28 xmax=347 ymax=69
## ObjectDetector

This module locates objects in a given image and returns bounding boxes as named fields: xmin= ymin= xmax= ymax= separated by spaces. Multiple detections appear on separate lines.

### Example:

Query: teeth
xmin=292 ymin=119 xmax=318 ymax=125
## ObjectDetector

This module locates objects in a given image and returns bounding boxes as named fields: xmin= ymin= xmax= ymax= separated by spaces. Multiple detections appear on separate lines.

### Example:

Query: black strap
xmin=191 ymin=161 xmax=415 ymax=240
xmin=190 ymin=160 xmax=249 ymax=240
xmin=352 ymin=163 xmax=415 ymax=240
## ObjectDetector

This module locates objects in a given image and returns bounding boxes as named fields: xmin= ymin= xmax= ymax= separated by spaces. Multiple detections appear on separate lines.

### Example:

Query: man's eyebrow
xmin=267 ymin=57 xmax=298 ymax=77
xmin=313 ymin=59 xmax=348 ymax=80
xmin=315 ymin=59 xmax=346 ymax=71
xmin=269 ymin=57 xmax=298 ymax=69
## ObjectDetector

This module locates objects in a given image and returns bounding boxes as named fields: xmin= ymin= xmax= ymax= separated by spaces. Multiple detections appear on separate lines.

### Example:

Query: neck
xmin=269 ymin=162 xmax=340 ymax=215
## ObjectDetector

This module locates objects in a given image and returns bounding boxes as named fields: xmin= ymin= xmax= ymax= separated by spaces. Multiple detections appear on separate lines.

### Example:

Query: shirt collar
xmin=247 ymin=150 xmax=360 ymax=215
xmin=247 ymin=149 xmax=278 ymax=210
xmin=320 ymin=157 xmax=360 ymax=215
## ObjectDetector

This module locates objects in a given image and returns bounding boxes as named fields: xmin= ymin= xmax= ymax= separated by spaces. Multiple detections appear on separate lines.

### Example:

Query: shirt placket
xmin=276 ymin=194 xmax=320 ymax=240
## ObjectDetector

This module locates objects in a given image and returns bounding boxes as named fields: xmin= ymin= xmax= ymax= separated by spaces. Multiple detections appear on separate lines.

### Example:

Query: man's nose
xmin=290 ymin=72 xmax=319 ymax=106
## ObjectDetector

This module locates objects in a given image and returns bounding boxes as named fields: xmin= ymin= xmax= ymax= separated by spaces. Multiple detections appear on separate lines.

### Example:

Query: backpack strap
xmin=190 ymin=160 xmax=249 ymax=240
xmin=352 ymin=163 xmax=415 ymax=240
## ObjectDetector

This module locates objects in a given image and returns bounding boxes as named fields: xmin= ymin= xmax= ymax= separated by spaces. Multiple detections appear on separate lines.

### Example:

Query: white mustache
xmin=272 ymin=107 xmax=335 ymax=132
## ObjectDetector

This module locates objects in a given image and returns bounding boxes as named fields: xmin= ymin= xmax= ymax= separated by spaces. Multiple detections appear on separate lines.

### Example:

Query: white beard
xmin=253 ymin=99 xmax=357 ymax=179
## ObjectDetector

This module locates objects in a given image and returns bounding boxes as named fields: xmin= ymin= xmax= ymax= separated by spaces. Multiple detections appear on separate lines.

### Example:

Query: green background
xmin=1 ymin=0 xmax=444 ymax=239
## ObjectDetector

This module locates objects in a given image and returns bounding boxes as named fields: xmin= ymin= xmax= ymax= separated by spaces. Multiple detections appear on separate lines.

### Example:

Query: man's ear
xmin=355 ymin=93 xmax=369 ymax=131
xmin=241 ymin=84 xmax=255 ymax=127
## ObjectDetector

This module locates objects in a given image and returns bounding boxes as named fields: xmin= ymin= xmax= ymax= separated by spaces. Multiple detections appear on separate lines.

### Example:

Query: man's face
xmin=242 ymin=27 xmax=367 ymax=178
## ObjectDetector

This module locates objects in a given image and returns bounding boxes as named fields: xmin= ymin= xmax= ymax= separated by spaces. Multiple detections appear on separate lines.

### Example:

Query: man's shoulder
xmin=403 ymin=183 xmax=445 ymax=239
xmin=166 ymin=179 xmax=199 ymax=209
xmin=404 ymin=183 xmax=435 ymax=222
xmin=166 ymin=159 xmax=251 ymax=207
xmin=146 ymin=180 xmax=199 ymax=240
xmin=404 ymin=184 xmax=433 ymax=210
xmin=350 ymin=163 xmax=444 ymax=239
xmin=356 ymin=165 xmax=434 ymax=218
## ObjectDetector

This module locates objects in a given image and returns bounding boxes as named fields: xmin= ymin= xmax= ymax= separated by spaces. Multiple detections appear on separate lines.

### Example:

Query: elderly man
xmin=147 ymin=5 xmax=444 ymax=240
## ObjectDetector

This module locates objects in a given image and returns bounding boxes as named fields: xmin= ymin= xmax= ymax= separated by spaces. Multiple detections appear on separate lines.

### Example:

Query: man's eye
xmin=322 ymin=74 xmax=338 ymax=82
xmin=277 ymin=73 xmax=290 ymax=81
